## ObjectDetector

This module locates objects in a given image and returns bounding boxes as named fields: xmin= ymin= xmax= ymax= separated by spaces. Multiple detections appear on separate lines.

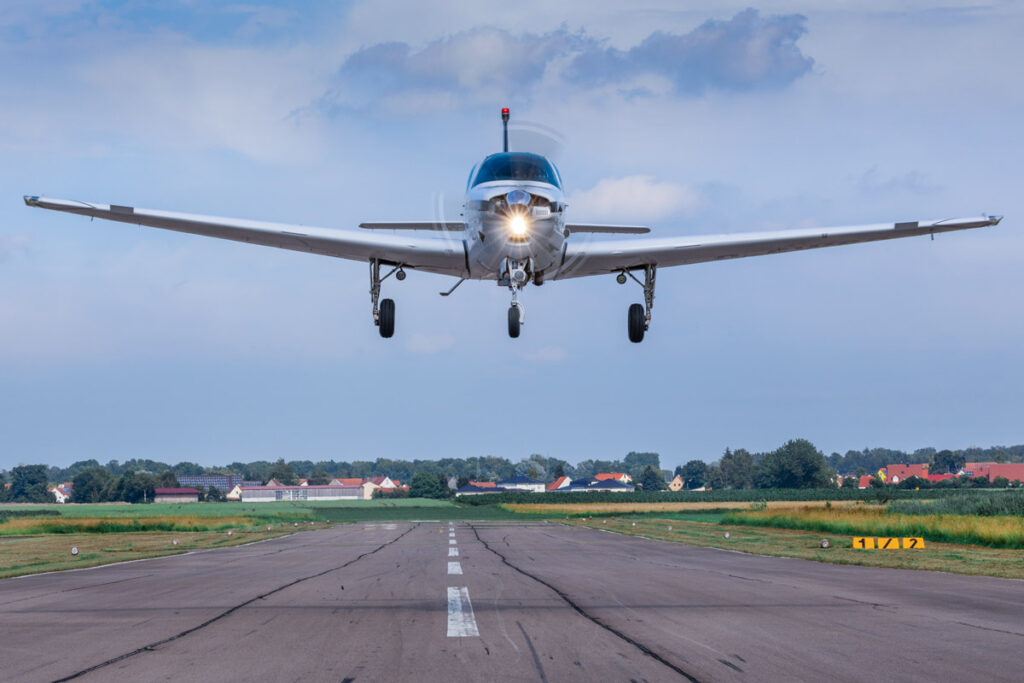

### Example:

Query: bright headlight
xmin=509 ymin=214 xmax=528 ymax=236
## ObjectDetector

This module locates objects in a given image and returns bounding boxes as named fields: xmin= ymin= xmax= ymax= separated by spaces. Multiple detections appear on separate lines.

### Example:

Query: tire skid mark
xmin=469 ymin=524 xmax=702 ymax=682
xmin=52 ymin=524 xmax=417 ymax=682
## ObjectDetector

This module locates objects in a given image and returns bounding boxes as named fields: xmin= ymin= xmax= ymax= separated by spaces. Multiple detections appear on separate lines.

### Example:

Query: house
xmin=595 ymin=472 xmax=633 ymax=484
xmin=154 ymin=488 xmax=201 ymax=503
xmin=226 ymin=485 xmax=243 ymax=501
xmin=668 ymin=475 xmax=684 ymax=492
xmin=368 ymin=476 xmax=398 ymax=490
xmin=857 ymin=475 xmax=874 ymax=489
xmin=49 ymin=484 xmax=72 ymax=503
xmin=298 ymin=479 xmax=308 ymax=486
xmin=455 ymin=484 xmax=508 ymax=496
xmin=559 ymin=477 xmax=634 ymax=493
xmin=495 ymin=475 xmax=546 ymax=493
xmin=469 ymin=481 xmax=496 ymax=488
xmin=360 ymin=481 xmax=379 ymax=500
xmin=885 ymin=464 xmax=929 ymax=484
xmin=961 ymin=462 xmax=1024 ymax=483
xmin=242 ymin=485 xmax=362 ymax=502
xmin=546 ymin=476 xmax=571 ymax=491
xmin=330 ymin=478 xmax=365 ymax=487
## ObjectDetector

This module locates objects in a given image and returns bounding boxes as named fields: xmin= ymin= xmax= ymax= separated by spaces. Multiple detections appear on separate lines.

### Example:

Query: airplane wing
xmin=555 ymin=215 xmax=1002 ymax=279
xmin=359 ymin=221 xmax=466 ymax=231
xmin=24 ymin=196 xmax=469 ymax=277
xmin=565 ymin=224 xmax=650 ymax=235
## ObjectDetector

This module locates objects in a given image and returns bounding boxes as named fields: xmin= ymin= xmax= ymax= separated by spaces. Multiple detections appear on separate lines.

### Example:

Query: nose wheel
xmin=508 ymin=302 xmax=523 ymax=338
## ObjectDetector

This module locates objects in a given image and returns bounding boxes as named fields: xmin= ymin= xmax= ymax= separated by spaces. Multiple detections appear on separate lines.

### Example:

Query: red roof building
xmin=962 ymin=463 xmax=1024 ymax=483
xmin=885 ymin=463 xmax=929 ymax=483
xmin=547 ymin=476 xmax=571 ymax=491
xmin=595 ymin=472 xmax=633 ymax=484
xmin=468 ymin=481 xmax=496 ymax=488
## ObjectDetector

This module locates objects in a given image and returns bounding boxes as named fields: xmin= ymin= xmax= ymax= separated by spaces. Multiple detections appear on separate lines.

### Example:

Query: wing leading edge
xmin=24 ymin=196 xmax=469 ymax=277
xmin=555 ymin=216 xmax=1002 ymax=279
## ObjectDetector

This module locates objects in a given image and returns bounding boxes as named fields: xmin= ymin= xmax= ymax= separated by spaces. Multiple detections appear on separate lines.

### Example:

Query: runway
xmin=1 ymin=522 xmax=1021 ymax=682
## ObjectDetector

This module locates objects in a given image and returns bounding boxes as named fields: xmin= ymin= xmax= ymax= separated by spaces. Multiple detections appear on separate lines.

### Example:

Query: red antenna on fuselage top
xmin=501 ymin=107 xmax=510 ymax=153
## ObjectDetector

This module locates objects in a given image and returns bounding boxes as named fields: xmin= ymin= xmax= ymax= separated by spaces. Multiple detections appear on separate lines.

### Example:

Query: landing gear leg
xmin=504 ymin=258 xmax=529 ymax=339
xmin=370 ymin=258 xmax=403 ymax=338
xmin=620 ymin=265 xmax=655 ymax=343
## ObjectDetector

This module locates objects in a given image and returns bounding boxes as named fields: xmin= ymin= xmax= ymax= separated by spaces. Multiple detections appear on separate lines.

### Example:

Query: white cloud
xmin=568 ymin=175 xmax=700 ymax=223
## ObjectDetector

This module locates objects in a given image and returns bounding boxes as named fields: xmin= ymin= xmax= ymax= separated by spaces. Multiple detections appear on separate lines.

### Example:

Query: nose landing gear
xmin=503 ymin=258 xmax=530 ymax=339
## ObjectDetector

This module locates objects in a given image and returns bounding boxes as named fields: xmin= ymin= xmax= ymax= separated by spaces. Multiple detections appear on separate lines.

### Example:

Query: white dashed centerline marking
xmin=447 ymin=587 xmax=479 ymax=637
xmin=448 ymin=547 xmax=459 ymax=557
xmin=449 ymin=539 xmax=457 ymax=545
xmin=448 ymin=561 xmax=463 ymax=575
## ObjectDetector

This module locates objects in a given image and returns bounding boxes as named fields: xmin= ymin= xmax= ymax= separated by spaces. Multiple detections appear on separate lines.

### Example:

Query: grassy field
xmin=571 ymin=517 xmax=1024 ymax=579
xmin=0 ymin=526 xmax=306 ymax=579
xmin=723 ymin=507 xmax=1024 ymax=548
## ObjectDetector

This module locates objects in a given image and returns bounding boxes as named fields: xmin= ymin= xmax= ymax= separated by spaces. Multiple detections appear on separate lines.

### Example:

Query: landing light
xmin=509 ymin=214 xmax=528 ymax=237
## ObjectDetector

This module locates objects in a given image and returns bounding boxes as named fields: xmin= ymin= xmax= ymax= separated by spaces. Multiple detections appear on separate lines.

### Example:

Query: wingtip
xmin=23 ymin=195 xmax=39 ymax=207
xmin=989 ymin=215 xmax=1003 ymax=225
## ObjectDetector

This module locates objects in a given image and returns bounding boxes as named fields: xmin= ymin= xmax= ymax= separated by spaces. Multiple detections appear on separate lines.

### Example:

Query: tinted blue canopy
xmin=471 ymin=152 xmax=561 ymax=188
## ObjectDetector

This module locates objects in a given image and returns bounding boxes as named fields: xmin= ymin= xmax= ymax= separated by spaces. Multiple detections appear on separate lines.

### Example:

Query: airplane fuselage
xmin=462 ymin=152 xmax=566 ymax=284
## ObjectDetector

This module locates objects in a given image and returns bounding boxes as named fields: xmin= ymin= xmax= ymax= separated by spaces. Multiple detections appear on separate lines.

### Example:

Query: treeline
xmin=675 ymin=441 xmax=1024 ymax=491
xmin=30 ymin=452 xmax=665 ymax=490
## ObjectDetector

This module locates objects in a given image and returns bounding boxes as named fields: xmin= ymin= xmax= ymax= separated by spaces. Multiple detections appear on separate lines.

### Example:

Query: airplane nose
xmin=506 ymin=189 xmax=530 ymax=207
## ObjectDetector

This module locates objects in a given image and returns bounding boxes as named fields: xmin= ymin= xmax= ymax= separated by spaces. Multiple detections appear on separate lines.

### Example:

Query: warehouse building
xmin=241 ymin=485 xmax=362 ymax=502
xmin=154 ymin=488 xmax=201 ymax=503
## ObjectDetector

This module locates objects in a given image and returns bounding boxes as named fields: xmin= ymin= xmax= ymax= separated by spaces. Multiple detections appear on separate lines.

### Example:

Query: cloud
xmin=406 ymin=333 xmax=455 ymax=354
xmin=855 ymin=166 xmax=940 ymax=196
xmin=319 ymin=10 xmax=814 ymax=113
xmin=566 ymin=9 xmax=813 ymax=94
xmin=569 ymin=175 xmax=700 ymax=223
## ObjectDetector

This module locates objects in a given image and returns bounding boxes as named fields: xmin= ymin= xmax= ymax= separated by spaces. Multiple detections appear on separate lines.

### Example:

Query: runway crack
xmin=469 ymin=524 xmax=702 ymax=682
xmin=52 ymin=524 xmax=417 ymax=682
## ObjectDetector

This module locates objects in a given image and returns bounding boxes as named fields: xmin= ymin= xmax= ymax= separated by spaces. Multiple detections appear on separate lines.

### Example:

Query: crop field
xmin=571 ymin=517 xmax=1024 ymax=579
xmin=723 ymin=506 xmax=1024 ymax=548
xmin=503 ymin=500 xmax=850 ymax=515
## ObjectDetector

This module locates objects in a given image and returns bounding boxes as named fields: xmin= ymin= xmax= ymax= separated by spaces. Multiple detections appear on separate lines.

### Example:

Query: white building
xmin=241 ymin=485 xmax=361 ymax=502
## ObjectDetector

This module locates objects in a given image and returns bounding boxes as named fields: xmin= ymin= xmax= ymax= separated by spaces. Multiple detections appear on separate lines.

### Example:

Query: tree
xmin=456 ymin=476 xmax=470 ymax=489
xmin=205 ymin=486 xmax=227 ymax=502
xmin=268 ymin=459 xmax=298 ymax=486
xmin=719 ymin=449 xmax=756 ymax=489
xmin=72 ymin=468 xmax=114 ymax=503
xmin=8 ymin=465 xmax=50 ymax=503
xmin=307 ymin=469 xmax=330 ymax=486
xmin=409 ymin=471 xmax=446 ymax=498
xmin=678 ymin=460 xmax=708 ymax=489
xmin=930 ymin=450 xmax=965 ymax=475
xmin=639 ymin=465 xmax=666 ymax=491
xmin=553 ymin=463 xmax=565 ymax=479
xmin=756 ymin=439 xmax=833 ymax=489
xmin=841 ymin=476 xmax=858 ymax=488
xmin=157 ymin=471 xmax=180 ymax=488
xmin=624 ymin=452 xmax=660 ymax=480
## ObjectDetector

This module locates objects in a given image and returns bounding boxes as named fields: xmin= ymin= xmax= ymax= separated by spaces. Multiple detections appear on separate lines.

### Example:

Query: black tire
xmin=628 ymin=303 xmax=645 ymax=343
xmin=508 ymin=305 xmax=520 ymax=338
xmin=379 ymin=298 xmax=395 ymax=338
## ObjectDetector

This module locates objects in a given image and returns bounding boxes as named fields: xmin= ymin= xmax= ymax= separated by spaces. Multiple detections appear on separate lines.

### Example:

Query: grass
xmin=0 ymin=526 xmax=303 ymax=579
xmin=569 ymin=517 xmax=1024 ymax=579
xmin=0 ymin=515 xmax=266 ymax=536
xmin=722 ymin=506 xmax=1024 ymax=548
xmin=890 ymin=491 xmax=1024 ymax=516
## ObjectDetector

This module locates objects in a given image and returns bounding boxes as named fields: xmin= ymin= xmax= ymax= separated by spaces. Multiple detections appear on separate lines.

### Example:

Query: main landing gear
xmin=617 ymin=265 xmax=656 ymax=343
xmin=370 ymin=258 xmax=404 ymax=338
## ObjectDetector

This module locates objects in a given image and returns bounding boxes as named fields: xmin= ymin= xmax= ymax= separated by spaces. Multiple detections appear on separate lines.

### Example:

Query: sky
xmin=1 ymin=1 xmax=1021 ymax=472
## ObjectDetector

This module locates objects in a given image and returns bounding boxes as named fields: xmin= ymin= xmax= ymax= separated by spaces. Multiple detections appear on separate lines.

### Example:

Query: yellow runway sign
xmin=853 ymin=537 xmax=925 ymax=549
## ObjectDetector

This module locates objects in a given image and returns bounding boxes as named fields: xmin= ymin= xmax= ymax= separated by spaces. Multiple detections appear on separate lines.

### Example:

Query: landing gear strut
xmin=370 ymin=258 xmax=404 ymax=338
xmin=504 ymin=258 xmax=530 ymax=339
xmin=618 ymin=265 xmax=656 ymax=343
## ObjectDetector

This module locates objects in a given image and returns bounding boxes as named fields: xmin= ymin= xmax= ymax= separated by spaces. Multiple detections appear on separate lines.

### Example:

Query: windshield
xmin=471 ymin=153 xmax=561 ymax=188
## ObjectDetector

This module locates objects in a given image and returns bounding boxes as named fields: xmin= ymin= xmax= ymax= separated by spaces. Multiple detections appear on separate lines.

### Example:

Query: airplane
xmin=24 ymin=108 xmax=1002 ymax=343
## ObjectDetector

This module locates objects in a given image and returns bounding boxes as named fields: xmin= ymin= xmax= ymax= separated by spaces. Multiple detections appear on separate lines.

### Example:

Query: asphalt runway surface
xmin=2 ymin=522 xmax=1022 ymax=682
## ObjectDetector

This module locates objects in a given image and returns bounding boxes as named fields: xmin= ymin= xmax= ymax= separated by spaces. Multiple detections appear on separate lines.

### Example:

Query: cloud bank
xmin=321 ymin=9 xmax=814 ymax=112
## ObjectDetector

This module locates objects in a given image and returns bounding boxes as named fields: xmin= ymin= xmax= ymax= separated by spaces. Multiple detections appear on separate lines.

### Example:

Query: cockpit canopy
xmin=470 ymin=152 xmax=562 ymax=189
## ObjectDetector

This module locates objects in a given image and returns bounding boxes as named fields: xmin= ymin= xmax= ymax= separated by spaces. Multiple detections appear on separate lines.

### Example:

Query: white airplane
xmin=25 ymin=108 xmax=1001 ymax=343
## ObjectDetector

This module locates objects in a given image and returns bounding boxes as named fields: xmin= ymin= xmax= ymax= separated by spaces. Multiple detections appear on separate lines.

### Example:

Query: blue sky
xmin=1 ymin=1 xmax=1021 ymax=471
